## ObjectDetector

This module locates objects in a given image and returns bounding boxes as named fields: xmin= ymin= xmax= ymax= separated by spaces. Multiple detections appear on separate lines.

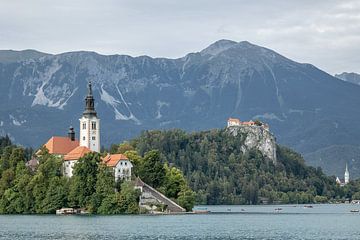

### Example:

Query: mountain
xmin=335 ymin=72 xmax=360 ymax=85
xmin=0 ymin=40 xmax=360 ymax=177
xmin=0 ymin=50 xmax=50 ymax=63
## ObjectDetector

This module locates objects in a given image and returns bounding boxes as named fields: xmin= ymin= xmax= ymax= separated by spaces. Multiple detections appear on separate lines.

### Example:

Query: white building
xmin=79 ymin=82 xmax=100 ymax=152
xmin=63 ymin=146 xmax=92 ymax=177
xmin=227 ymin=118 xmax=241 ymax=127
xmin=102 ymin=154 xmax=133 ymax=181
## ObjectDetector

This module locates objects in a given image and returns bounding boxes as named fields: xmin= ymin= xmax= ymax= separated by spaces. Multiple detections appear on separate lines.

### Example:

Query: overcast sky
xmin=0 ymin=0 xmax=359 ymax=74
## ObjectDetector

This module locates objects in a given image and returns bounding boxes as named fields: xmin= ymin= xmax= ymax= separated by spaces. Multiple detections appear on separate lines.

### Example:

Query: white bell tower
xmin=79 ymin=82 xmax=100 ymax=152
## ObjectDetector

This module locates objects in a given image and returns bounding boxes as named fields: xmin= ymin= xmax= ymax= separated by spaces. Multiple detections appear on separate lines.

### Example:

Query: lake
xmin=0 ymin=204 xmax=359 ymax=240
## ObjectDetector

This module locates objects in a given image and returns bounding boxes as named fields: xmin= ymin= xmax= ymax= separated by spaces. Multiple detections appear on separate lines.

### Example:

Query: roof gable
xmin=102 ymin=154 xmax=129 ymax=167
xmin=44 ymin=136 xmax=79 ymax=155
xmin=64 ymin=146 xmax=92 ymax=161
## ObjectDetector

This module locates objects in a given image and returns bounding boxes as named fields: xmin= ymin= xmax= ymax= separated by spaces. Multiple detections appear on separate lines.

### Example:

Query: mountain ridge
xmin=0 ymin=40 xmax=359 ymax=177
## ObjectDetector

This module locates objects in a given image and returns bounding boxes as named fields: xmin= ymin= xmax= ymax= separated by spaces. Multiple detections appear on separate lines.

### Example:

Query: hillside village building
xmin=40 ymin=82 xmax=132 ymax=181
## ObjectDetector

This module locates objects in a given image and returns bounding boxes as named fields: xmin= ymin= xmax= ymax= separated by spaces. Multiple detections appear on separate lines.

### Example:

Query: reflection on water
xmin=0 ymin=204 xmax=359 ymax=240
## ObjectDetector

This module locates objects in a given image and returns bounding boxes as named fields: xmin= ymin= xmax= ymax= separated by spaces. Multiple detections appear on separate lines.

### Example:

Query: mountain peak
xmin=200 ymin=39 xmax=238 ymax=56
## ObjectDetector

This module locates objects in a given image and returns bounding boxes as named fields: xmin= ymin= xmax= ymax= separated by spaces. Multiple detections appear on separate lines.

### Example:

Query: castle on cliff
xmin=227 ymin=117 xmax=269 ymax=130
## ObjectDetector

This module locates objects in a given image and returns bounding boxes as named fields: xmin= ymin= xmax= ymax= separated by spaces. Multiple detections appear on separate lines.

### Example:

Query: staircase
xmin=134 ymin=178 xmax=185 ymax=213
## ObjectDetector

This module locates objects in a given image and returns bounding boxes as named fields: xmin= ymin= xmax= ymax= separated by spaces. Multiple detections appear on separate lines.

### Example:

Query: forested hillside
xmin=129 ymin=129 xmax=360 ymax=204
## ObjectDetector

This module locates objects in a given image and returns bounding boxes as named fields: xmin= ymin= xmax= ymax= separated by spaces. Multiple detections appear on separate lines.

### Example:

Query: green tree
xmin=69 ymin=152 xmax=101 ymax=210
xmin=138 ymin=150 xmax=165 ymax=188
xmin=162 ymin=163 xmax=187 ymax=199
xmin=177 ymin=186 xmax=195 ymax=212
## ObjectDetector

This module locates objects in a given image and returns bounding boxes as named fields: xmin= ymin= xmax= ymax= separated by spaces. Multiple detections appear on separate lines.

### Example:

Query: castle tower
xmin=344 ymin=163 xmax=350 ymax=184
xmin=79 ymin=82 xmax=100 ymax=152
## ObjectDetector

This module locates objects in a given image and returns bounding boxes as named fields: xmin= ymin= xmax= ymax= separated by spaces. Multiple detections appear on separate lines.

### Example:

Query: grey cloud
xmin=0 ymin=0 xmax=359 ymax=74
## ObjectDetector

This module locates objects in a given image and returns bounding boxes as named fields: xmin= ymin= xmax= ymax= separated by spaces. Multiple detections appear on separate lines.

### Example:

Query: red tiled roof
xmin=242 ymin=121 xmax=255 ymax=125
xmin=43 ymin=136 xmax=79 ymax=155
xmin=64 ymin=146 xmax=92 ymax=161
xmin=102 ymin=154 xmax=128 ymax=167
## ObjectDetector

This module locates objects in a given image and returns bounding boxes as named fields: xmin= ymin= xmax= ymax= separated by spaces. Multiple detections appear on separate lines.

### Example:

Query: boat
xmin=350 ymin=209 xmax=359 ymax=213
xmin=193 ymin=207 xmax=210 ymax=214
xmin=304 ymin=205 xmax=313 ymax=208
xmin=193 ymin=210 xmax=211 ymax=214
xmin=274 ymin=208 xmax=282 ymax=211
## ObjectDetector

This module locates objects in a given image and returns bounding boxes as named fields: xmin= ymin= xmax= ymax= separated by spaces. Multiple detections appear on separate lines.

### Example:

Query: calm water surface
xmin=0 ymin=204 xmax=359 ymax=240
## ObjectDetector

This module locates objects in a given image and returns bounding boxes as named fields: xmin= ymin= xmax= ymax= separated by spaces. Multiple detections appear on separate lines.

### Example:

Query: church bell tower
xmin=79 ymin=82 xmax=100 ymax=152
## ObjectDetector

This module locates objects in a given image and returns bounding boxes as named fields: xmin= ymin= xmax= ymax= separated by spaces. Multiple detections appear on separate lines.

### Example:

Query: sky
xmin=0 ymin=0 xmax=359 ymax=74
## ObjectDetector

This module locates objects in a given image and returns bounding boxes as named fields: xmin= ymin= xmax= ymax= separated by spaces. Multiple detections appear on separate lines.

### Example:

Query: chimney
xmin=68 ymin=126 xmax=75 ymax=141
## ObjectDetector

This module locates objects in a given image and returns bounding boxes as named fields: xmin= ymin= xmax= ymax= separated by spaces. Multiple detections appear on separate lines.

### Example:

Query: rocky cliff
xmin=227 ymin=125 xmax=277 ymax=164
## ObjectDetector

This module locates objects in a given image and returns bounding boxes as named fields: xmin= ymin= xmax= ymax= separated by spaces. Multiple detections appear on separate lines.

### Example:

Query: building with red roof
xmin=102 ymin=154 xmax=133 ymax=181
xmin=63 ymin=146 xmax=92 ymax=177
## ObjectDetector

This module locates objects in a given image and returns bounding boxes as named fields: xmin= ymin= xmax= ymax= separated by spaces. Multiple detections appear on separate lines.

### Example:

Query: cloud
xmin=0 ymin=0 xmax=359 ymax=74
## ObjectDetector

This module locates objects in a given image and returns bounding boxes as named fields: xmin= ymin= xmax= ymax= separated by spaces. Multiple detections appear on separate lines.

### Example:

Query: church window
xmin=125 ymin=162 xmax=127 ymax=166
xmin=91 ymin=122 xmax=96 ymax=130
xmin=82 ymin=123 xmax=86 ymax=129
xmin=83 ymin=136 xmax=85 ymax=141
xmin=92 ymin=136 xmax=96 ymax=140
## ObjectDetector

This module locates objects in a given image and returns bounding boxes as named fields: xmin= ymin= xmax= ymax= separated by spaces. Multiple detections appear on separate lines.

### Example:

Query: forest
xmin=125 ymin=128 xmax=360 ymax=204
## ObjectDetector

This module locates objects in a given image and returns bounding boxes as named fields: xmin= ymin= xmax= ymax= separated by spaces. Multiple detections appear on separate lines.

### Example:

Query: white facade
xmin=63 ymin=160 xmax=77 ymax=178
xmin=114 ymin=160 xmax=133 ymax=181
xmin=227 ymin=119 xmax=240 ymax=127
xmin=79 ymin=116 xmax=100 ymax=152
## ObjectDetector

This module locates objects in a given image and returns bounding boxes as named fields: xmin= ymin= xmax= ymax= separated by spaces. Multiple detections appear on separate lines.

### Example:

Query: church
xmin=41 ymin=82 xmax=132 ymax=180
xmin=336 ymin=163 xmax=350 ymax=186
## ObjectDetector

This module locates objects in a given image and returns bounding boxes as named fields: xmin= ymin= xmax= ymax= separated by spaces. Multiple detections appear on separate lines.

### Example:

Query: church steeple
xmin=79 ymin=81 xmax=100 ymax=152
xmin=344 ymin=163 xmax=350 ymax=184
xmin=83 ymin=81 xmax=97 ymax=117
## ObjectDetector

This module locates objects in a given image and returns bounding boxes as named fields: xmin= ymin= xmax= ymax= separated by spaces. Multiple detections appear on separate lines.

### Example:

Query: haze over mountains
xmin=0 ymin=40 xmax=359 ymax=177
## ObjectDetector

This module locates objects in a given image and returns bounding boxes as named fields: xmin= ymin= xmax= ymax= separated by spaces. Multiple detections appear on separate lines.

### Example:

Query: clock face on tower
xmin=91 ymin=130 xmax=96 ymax=135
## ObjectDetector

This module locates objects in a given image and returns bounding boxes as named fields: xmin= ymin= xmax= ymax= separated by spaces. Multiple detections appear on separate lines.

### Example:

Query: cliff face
xmin=227 ymin=126 xmax=277 ymax=164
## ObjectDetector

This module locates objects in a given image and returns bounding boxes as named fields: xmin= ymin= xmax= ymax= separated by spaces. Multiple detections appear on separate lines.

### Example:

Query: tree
xmin=42 ymin=177 xmax=68 ymax=213
xmin=177 ymin=186 xmax=195 ymax=212
xmin=162 ymin=164 xmax=187 ymax=199
xmin=69 ymin=152 xmax=101 ymax=210
xmin=138 ymin=150 xmax=165 ymax=188
xmin=118 ymin=142 xmax=134 ymax=154
xmin=352 ymin=192 xmax=360 ymax=200
xmin=93 ymin=163 xmax=116 ymax=213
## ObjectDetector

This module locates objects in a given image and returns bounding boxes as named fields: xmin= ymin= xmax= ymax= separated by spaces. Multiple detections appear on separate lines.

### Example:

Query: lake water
xmin=0 ymin=204 xmax=359 ymax=240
